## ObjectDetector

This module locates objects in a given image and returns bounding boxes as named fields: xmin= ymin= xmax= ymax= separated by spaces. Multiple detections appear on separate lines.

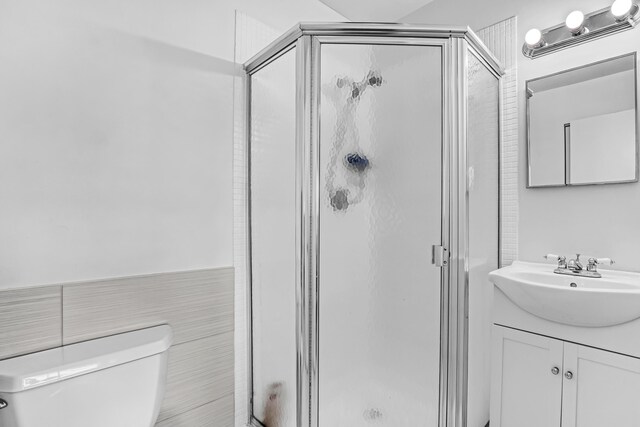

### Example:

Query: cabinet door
xmin=490 ymin=326 xmax=563 ymax=427
xmin=561 ymin=343 xmax=640 ymax=427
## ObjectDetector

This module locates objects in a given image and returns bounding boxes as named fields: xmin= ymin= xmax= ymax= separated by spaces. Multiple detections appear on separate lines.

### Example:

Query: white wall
xmin=0 ymin=0 xmax=342 ymax=289
xmin=404 ymin=0 xmax=640 ymax=272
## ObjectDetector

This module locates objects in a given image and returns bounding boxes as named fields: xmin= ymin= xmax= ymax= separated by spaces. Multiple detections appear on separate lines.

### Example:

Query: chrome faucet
xmin=544 ymin=253 xmax=614 ymax=278
xmin=567 ymin=254 xmax=583 ymax=272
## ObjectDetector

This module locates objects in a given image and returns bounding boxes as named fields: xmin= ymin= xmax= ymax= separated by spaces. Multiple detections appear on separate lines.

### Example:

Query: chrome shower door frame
xmin=450 ymin=39 xmax=504 ymax=427
xmin=244 ymin=39 xmax=300 ymax=427
xmin=305 ymin=35 xmax=450 ymax=427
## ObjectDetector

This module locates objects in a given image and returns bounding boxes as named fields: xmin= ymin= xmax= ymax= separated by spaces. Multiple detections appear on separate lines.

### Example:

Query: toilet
xmin=0 ymin=324 xmax=172 ymax=427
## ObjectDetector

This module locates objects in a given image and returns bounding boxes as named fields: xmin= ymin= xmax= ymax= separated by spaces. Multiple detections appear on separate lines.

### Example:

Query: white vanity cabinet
xmin=491 ymin=326 xmax=640 ymax=427
xmin=490 ymin=326 xmax=563 ymax=427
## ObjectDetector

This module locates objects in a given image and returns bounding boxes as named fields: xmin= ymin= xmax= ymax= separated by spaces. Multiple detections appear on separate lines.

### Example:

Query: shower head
xmin=345 ymin=153 xmax=370 ymax=173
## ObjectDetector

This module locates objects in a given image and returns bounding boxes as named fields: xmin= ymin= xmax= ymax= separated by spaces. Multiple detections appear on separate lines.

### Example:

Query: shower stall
xmin=244 ymin=23 xmax=502 ymax=427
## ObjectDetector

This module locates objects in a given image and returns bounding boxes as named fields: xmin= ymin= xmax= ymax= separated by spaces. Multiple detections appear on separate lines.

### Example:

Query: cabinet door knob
xmin=551 ymin=367 xmax=560 ymax=375
xmin=565 ymin=371 xmax=574 ymax=380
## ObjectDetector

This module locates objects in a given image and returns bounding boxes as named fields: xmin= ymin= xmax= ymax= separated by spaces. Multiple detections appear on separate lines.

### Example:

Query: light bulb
xmin=525 ymin=28 xmax=544 ymax=48
xmin=611 ymin=0 xmax=634 ymax=19
xmin=566 ymin=10 xmax=586 ymax=34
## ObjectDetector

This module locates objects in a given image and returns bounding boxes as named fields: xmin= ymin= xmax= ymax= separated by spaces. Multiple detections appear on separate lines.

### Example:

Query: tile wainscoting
xmin=0 ymin=267 xmax=234 ymax=427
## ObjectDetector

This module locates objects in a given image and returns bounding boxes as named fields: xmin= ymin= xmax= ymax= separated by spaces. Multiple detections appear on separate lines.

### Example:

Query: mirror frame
xmin=526 ymin=52 xmax=639 ymax=188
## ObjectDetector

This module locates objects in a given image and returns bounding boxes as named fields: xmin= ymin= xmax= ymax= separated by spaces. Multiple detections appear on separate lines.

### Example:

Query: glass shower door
xmin=317 ymin=43 xmax=444 ymax=427
xmin=250 ymin=48 xmax=298 ymax=427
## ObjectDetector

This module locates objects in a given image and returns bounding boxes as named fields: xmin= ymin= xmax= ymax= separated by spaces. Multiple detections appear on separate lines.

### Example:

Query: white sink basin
xmin=489 ymin=261 xmax=640 ymax=327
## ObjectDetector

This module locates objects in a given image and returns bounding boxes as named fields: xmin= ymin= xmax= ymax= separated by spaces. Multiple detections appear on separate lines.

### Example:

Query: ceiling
xmin=319 ymin=0 xmax=435 ymax=22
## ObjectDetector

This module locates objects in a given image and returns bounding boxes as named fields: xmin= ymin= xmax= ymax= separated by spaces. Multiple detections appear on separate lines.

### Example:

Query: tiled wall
xmin=0 ymin=267 xmax=234 ymax=427
xmin=477 ymin=16 xmax=519 ymax=267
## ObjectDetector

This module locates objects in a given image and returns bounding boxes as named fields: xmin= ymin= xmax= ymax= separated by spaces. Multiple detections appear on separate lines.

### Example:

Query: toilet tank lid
xmin=0 ymin=324 xmax=172 ymax=393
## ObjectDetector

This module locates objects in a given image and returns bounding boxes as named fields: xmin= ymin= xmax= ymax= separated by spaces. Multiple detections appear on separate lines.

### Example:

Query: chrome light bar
xmin=523 ymin=2 xmax=640 ymax=59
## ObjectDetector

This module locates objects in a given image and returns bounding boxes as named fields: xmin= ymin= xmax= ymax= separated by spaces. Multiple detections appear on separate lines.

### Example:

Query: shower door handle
xmin=432 ymin=245 xmax=448 ymax=267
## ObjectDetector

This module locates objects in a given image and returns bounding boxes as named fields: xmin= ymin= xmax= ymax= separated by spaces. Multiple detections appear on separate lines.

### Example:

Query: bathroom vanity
xmin=489 ymin=261 xmax=640 ymax=427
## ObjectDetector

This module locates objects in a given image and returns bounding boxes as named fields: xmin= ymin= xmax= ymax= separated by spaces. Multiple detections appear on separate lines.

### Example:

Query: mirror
xmin=527 ymin=53 xmax=638 ymax=187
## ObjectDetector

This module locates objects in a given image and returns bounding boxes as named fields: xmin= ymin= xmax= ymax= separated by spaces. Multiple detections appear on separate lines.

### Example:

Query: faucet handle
xmin=544 ymin=254 xmax=567 ymax=268
xmin=587 ymin=257 xmax=615 ymax=272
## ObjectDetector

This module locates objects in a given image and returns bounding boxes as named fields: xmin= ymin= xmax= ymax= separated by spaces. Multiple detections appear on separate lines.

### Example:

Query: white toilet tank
xmin=0 ymin=324 xmax=172 ymax=427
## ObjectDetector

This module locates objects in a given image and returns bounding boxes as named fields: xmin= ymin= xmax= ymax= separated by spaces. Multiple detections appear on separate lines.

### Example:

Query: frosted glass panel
xmin=466 ymin=52 xmax=499 ymax=427
xmin=250 ymin=49 xmax=297 ymax=427
xmin=318 ymin=43 xmax=443 ymax=427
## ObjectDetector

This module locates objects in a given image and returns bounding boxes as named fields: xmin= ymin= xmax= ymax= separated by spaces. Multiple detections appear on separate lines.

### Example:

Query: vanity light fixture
xmin=612 ymin=0 xmax=634 ymax=20
xmin=565 ymin=10 xmax=586 ymax=35
xmin=525 ymin=28 xmax=545 ymax=48
xmin=523 ymin=0 xmax=640 ymax=58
